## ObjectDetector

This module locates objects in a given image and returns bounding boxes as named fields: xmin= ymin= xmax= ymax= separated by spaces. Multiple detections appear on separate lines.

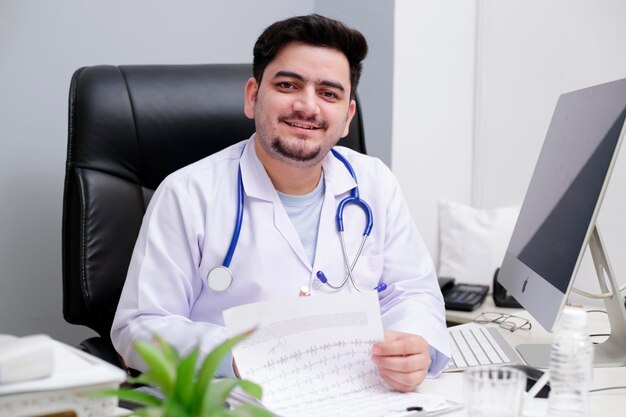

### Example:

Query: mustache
xmin=278 ymin=114 xmax=328 ymax=130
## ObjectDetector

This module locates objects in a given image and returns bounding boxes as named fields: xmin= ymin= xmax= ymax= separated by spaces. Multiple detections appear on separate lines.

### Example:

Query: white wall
xmin=315 ymin=0 xmax=394 ymax=166
xmin=474 ymin=0 xmax=626 ymax=303
xmin=392 ymin=0 xmax=478 ymax=262
xmin=0 ymin=0 xmax=316 ymax=344
xmin=393 ymin=0 xmax=626 ymax=307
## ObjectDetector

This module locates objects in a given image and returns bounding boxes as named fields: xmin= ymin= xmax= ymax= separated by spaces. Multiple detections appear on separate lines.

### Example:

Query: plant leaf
xmin=163 ymin=398 xmax=191 ymax=417
xmin=154 ymin=333 xmax=181 ymax=365
xmin=206 ymin=379 xmax=239 ymax=412
xmin=208 ymin=411 xmax=232 ymax=417
xmin=133 ymin=407 xmax=165 ymax=417
xmin=236 ymin=380 xmax=263 ymax=400
xmin=192 ymin=330 xmax=254 ymax=415
xmin=174 ymin=346 xmax=200 ymax=408
xmin=134 ymin=339 xmax=176 ymax=396
xmin=114 ymin=389 xmax=164 ymax=407
xmin=129 ymin=370 xmax=168 ymax=389
xmin=204 ymin=379 xmax=265 ymax=416
xmin=92 ymin=388 xmax=163 ymax=407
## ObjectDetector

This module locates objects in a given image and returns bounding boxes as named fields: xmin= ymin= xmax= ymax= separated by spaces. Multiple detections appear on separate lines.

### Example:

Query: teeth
xmin=287 ymin=122 xmax=316 ymax=130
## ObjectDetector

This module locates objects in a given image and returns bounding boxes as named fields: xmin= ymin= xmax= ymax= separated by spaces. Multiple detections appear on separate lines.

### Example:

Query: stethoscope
xmin=206 ymin=148 xmax=387 ymax=293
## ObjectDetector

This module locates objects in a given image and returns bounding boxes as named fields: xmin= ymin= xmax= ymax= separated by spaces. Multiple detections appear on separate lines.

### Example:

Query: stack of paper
xmin=0 ymin=337 xmax=126 ymax=417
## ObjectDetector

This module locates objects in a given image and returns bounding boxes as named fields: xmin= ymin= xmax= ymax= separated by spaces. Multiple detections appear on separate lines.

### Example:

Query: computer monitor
xmin=497 ymin=77 xmax=626 ymax=368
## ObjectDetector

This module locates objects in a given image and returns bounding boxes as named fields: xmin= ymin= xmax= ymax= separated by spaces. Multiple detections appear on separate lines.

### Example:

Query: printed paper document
xmin=223 ymin=292 xmax=447 ymax=417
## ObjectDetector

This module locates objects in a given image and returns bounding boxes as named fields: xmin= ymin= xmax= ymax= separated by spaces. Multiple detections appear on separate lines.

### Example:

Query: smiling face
xmin=244 ymin=42 xmax=356 ymax=169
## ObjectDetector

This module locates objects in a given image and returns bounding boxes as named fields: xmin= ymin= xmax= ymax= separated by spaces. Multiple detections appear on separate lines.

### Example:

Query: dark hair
xmin=253 ymin=14 xmax=368 ymax=98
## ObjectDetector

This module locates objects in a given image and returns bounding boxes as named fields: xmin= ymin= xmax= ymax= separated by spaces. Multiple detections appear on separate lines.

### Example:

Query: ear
xmin=244 ymin=77 xmax=259 ymax=120
xmin=341 ymin=99 xmax=357 ymax=138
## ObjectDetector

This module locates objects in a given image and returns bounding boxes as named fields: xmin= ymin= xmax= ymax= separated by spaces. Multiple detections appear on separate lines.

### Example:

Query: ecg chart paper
xmin=223 ymin=292 xmax=446 ymax=417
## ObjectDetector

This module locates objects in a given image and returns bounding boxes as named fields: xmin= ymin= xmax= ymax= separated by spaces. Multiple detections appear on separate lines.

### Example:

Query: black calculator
xmin=441 ymin=281 xmax=489 ymax=312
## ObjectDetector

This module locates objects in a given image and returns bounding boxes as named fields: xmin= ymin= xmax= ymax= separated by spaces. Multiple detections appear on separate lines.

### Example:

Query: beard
xmin=256 ymin=113 xmax=339 ymax=168
xmin=271 ymin=135 xmax=322 ymax=162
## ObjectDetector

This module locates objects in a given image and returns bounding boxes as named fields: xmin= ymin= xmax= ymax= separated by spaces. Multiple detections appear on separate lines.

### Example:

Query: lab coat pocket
xmin=347 ymin=253 xmax=384 ymax=292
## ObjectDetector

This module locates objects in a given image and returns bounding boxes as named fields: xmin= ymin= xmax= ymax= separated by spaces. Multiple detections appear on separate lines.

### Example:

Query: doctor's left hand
xmin=371 ymin=331 xmax=431 ymax=392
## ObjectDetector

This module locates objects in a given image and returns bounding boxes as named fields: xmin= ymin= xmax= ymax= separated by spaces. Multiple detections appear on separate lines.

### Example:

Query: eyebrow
xmin=273 ymin=70 xmax=346 ymax=93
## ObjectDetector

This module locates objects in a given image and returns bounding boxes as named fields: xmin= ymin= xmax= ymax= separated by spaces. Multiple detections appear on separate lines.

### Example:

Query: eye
xmin=320 ymin=90 xmax=339 ymax=100
xmin=276 ymin=81 xmax=296 ymax=90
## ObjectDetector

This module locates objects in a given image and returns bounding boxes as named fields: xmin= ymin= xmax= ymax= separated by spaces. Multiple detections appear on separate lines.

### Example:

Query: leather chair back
xmin=62 ymin=64 xmax=366 ymax=343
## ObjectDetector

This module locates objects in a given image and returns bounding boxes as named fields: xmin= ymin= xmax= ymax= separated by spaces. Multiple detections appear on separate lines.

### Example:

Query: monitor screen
xmin=498 ymin=78 xmax=626 ymax=332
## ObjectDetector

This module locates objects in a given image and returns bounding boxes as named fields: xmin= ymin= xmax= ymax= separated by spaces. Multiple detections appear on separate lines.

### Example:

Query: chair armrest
xmin=79 ymin=336 xmax=127 ymax=371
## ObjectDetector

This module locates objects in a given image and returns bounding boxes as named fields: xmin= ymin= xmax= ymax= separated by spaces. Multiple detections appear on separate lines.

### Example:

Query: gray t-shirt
xmin=277 ymin=176 xmax=325 ymax=266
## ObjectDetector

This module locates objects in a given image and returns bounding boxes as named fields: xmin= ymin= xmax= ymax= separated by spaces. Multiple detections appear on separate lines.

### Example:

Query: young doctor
xmin=111 ymin=14 xmax=450 ymax=392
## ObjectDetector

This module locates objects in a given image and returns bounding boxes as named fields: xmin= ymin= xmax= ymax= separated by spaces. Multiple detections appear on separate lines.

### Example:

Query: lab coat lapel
xmin=239 ymin=136 xmax=310 ymax=269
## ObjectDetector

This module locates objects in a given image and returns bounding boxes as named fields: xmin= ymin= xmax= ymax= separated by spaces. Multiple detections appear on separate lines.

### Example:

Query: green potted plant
xmin=102 ymin=331 xmax=274 ymax=417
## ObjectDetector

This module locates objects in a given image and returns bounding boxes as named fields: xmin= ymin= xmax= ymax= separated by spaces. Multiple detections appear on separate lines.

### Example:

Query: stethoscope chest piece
xmin=207 ymin=266 xmax=233 ymax=292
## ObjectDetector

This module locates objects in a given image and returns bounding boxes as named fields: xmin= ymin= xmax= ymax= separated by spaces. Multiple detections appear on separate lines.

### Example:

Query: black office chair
xmin=62 ymin=64 xmax=367 ymax=368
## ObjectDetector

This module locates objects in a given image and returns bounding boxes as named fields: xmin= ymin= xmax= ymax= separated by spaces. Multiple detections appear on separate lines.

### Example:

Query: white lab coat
xmin=111 ymin=135 xmax=450 ymax=376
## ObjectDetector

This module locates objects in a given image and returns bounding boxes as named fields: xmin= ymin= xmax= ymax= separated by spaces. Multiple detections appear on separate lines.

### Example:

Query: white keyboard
xmin=445 ymin=322 xmax=523 ymax=371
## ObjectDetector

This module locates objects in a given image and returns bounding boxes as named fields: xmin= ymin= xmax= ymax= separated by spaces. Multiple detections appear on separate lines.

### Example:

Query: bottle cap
xmin=560 ymin=306 xmax=587 ymax=329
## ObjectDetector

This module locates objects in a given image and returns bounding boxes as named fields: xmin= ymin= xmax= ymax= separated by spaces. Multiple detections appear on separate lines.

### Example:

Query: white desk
xmin=445 ymin=297 xmax=524 ymax=325
xmin=420 ymin=299 xmax=626 ymax=416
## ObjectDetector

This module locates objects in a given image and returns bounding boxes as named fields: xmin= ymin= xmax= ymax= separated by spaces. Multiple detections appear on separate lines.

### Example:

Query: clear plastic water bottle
xmin=547 ymin=306 xmax=594 ymax=417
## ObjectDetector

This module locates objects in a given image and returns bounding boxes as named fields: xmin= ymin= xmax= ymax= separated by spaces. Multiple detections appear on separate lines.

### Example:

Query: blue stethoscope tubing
xmin=206 ymin=148 xmax=386 ymax=293
xmin=316 ymin=149 xmax=386 ymax=293
xmin=204 ymin=168 xmax=245 ymax=292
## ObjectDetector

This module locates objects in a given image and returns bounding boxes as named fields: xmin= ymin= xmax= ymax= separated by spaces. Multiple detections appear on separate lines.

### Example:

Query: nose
xmin=293 ymin=87 xmax=320 ymax=116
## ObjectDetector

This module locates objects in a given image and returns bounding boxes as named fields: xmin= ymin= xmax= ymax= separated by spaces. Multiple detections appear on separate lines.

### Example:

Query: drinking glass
xmin=464 ymin=366 xmax=526 ymax=417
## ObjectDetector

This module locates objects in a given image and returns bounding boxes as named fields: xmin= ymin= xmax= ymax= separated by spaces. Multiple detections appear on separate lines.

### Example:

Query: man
xmin=111 ymin=14 xmax=450 ymax=392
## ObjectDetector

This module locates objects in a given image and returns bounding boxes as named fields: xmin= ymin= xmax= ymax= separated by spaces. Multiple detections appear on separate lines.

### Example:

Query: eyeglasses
xmin=473 ymin=312 xmax=532 ymax=332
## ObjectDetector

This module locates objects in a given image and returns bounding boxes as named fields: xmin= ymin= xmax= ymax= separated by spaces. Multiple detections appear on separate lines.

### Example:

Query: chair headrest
xmin=68 ymin=64 xmax=365 ymax=190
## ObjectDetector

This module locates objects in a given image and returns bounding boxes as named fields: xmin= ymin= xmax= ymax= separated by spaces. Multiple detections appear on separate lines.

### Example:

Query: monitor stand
xmin=517 ymin=226 xmax=626 ymax=368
